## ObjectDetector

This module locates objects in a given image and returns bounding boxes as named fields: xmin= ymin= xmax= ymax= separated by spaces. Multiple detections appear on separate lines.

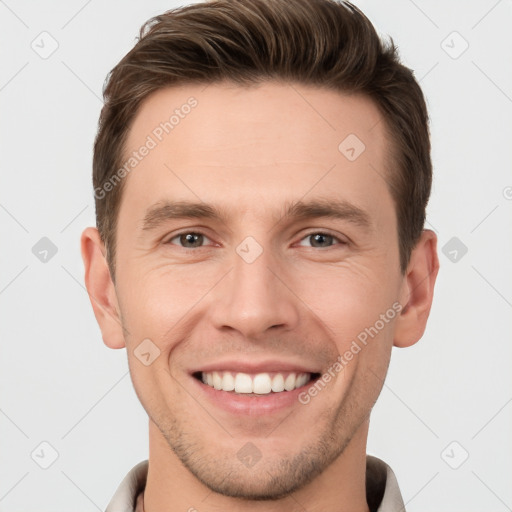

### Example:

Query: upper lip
xmin=191 ymin=359 xmax=321 ymax=375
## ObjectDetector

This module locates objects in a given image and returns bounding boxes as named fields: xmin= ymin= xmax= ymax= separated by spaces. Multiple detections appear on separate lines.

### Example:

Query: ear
xmin=81 ymin=227 xmax=126 ymax=349
xmin=394 ymin=229 xmax=439 ymax=348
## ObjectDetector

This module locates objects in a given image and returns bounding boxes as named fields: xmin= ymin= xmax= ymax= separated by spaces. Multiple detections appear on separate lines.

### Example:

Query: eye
xmin=166 ymin=231 xmax=213 ymax=248
xmin=297 ymin=232 xmax=346 ymax=248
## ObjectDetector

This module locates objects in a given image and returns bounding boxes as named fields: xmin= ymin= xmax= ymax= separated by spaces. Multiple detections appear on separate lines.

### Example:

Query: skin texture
xmin=82 ymin=82 xmax=439 ymax=512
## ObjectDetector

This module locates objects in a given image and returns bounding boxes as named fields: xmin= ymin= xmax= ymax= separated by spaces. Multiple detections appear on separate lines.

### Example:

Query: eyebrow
xmin=140 ymin=198 xmax=371 ymax=232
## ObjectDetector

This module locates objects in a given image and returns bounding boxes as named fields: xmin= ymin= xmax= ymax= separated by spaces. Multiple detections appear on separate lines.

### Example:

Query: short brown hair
xmin=93 ymin=0 xmax=431 ymax=278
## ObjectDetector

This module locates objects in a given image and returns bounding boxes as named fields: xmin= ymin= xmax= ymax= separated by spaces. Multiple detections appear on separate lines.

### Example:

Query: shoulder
xmin=366 ymin=455 xmax=406 ymax=512
xmin=105 ymin=460 xmax=148 ymax=512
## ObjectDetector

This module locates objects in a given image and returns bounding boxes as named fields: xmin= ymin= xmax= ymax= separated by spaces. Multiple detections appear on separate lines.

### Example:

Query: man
xmin=81 ymin=0 xmax=439 ymax=510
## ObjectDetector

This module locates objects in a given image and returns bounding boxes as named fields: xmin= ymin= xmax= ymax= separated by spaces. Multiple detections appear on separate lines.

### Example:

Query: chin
xmin=164 ymin=424 xmax=348 ymax=501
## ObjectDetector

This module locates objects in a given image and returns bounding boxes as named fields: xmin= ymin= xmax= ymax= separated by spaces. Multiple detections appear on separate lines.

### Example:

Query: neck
xmin=143 ymin=419 xmax=371 ymax=512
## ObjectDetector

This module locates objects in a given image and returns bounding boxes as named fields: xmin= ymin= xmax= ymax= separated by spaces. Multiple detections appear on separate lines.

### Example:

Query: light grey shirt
xmin=105 ymin=455 xmax=405 ymax=512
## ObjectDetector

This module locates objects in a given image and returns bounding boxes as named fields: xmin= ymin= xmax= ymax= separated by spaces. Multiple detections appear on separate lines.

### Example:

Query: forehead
xmin=119 ymin=82 xmax=394 ymax=228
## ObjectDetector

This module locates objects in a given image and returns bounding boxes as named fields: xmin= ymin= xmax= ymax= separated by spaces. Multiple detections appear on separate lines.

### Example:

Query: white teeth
xmin=221 ymin=372 xmax=235 ymax=391
xmin=200 ymin=371 xmax=311 ymax=394
xmin=271 ymin=374 xmax=285 ymax=392
xmin=234 ymin=373 xmax=253 ymax=393
xmin=212 ymin=371 xmax=222 ymax=390
xmin=296 ymin=373 xmax=308 ymax=388
xmin=253 ymin=373 xmax=272 ymax=394
xmin=284 ymin=373 xmax=296 ymax=391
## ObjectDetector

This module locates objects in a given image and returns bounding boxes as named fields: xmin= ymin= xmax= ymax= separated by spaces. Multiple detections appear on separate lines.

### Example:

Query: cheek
xmin=115 ymin=262 xmax=227 ymax=407
xmin=117 ymin=261 xmax=221 ymax=345
xmin=293 ymin=261 xmax=400 ymax=343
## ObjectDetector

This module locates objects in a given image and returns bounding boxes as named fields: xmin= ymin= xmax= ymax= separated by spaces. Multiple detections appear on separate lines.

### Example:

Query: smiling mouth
xmin=193 ymin=371 xmax=321 ymax=395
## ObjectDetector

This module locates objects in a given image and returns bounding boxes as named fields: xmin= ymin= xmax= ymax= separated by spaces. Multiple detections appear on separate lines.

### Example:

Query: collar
xmin=105 ymin=455 xmax=405 ymax=512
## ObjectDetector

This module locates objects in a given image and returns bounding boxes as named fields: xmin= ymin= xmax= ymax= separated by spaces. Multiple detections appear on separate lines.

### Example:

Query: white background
xmin=0 ymin=1 xmax=511 ymax=510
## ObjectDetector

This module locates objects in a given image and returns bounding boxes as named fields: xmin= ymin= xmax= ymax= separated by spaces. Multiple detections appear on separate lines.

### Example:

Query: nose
xmin=209 ymin=242 xmax=300 ymax=340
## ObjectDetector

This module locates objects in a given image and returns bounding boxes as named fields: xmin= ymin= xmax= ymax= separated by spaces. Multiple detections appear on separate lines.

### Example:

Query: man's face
xmin=113 ymin=82 xmax=406 ymax=498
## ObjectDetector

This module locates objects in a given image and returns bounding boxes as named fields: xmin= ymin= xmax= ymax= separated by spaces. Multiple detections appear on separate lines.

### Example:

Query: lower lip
xmin=191 ymin=375 xmax=315 ymax=415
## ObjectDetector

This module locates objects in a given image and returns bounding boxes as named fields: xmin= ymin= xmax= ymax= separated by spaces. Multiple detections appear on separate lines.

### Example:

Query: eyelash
xmin=165 ymin=230 xmax=348 ymax=249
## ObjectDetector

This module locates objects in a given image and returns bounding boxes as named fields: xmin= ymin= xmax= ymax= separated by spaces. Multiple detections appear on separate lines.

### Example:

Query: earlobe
xmin=394 ymin=229 xmax=439 ymax=348
xmin=81 ymin=227 xmax=126 ymax=349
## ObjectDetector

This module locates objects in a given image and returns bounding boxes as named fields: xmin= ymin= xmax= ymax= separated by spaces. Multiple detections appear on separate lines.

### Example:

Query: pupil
xmin=312 ymin=233 xmax=331 ymax=247
xmin=182 ymin=233 xmax=202 ymax=247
